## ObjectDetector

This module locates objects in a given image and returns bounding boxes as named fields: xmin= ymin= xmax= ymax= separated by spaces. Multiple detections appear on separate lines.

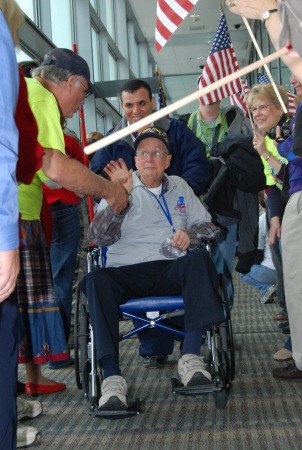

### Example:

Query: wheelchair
xmin=74 ymin=246 xmax=235 ymax=418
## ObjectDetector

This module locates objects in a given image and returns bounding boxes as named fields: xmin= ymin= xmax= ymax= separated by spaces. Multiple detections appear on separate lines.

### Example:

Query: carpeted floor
xmin=18 ymin=268 xmax=302 ymax=450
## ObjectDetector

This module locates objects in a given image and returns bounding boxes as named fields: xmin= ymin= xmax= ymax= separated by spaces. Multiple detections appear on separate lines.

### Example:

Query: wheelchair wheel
xmin=211 ymin=352 xmax=229 ymax=409
xmin=74 ymin=284 xmax=89 ymax=391
xmin=208 ymin=328 xmax=230 ymax=409
xmin=83 ymin=358 xmax=101 ymax=406
xmin=226 ymin=316 xmax=235 ymax=381
xmin=218 ymin=274 xmax=235 ymax=380
xmin=214 ymin=389 xmax=228 ymax=409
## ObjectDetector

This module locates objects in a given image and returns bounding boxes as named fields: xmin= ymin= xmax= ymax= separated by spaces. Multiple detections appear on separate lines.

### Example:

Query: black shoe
xmin=281 ymin=326 xmax=290 ymax=334
xmin=143 ymin=355 xmax=168 ymax=369
xmin=278 ymin=321 xmax=289 ymax=329
xmin=273 ymin=362 xmax=302 ymax=381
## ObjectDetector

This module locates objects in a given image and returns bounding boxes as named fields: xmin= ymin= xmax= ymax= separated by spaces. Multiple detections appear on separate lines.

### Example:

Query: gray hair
xmin=31 ymin=65 xmax=75 ymax=86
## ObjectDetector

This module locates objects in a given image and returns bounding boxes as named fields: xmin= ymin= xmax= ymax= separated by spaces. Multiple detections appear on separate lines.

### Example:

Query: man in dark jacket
xmin=90 ymin=79 xmax=211 ymax=368
xmin=90 ymin=79 xmax=211 ymax=198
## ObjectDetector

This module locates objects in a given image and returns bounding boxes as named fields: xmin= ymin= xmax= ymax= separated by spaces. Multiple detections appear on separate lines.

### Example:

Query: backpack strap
xmin=212 ymin=124 xmax=221 ymax=146
xmin=191 ymin=114 xmax=197 ymax=135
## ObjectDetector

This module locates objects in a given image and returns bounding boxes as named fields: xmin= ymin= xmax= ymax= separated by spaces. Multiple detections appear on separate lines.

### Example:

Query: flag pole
xmin=72 ymin=44 xmax=94 ymax=223
xmin=84 ymin=45 xmax=290 ymax=156
xmin=242 ymin=17 xmax=288 ymax=114
xmin=239 ymin=78 xmax=253 ymax=124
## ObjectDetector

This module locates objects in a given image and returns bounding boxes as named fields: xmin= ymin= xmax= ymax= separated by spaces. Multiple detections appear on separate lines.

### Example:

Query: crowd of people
xmin=1 ymin=0 xmax=302 ymax=448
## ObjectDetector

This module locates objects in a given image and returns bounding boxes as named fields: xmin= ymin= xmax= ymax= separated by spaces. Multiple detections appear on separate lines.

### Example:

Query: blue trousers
xmin=241 ymin=264 xmax=276 ymax=297
xmin=0 ymin=292 xmax=18 ymax=450
xmin=211 ymin=223 xmax=237 ymax=307
xmin=50 ymin=203 xmax=80 ymax=340
xmin=80 ymin=250 xmax=225 ymax=375
xmin=134 ymin=225 xmax=237 ymax=357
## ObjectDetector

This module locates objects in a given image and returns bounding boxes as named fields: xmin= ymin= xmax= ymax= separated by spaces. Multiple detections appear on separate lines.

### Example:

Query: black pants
xmin=0 ymin=292 xmax=18 ymax=450
xmin=80 ymin=249 xmax=224 ymax=371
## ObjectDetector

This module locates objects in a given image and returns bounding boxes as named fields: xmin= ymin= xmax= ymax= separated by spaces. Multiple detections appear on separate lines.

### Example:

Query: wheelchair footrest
xmin=89 ymin=398 xmax=142 ymax=419
xmin=171 ymin=377 xmax=222 ymax=396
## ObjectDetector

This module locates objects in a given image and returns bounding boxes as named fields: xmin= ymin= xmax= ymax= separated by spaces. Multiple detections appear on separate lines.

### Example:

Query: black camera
xmin=267 ymin=115 xmax=293 ymax=141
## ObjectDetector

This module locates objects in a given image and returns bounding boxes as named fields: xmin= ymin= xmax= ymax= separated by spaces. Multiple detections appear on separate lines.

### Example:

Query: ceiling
xmin=128 ymin=0 xmax=252 ymax=117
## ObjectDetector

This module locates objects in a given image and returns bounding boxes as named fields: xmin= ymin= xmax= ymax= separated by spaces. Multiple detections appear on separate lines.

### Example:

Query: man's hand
xmin=268 ymin=216 xmax=281 ymax=245
xmin=103 ymin=159 xmax=133 ymax=193
xmin=171 ymin=230 xmax=190 ymax=251
xmin=0 ymin=249 xmax=20 ymax=302
xmin=106 ymin=179 xmax=129 ymax=214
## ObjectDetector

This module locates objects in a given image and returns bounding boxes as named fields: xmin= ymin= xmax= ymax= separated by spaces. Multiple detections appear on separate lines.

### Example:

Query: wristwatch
xmin=263 ymin=9 xmax=278 ymax=24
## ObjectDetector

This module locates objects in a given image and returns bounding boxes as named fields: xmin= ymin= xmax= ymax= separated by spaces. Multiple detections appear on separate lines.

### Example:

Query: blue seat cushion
xmin=120 ymin=296 xmax=184 ymax=313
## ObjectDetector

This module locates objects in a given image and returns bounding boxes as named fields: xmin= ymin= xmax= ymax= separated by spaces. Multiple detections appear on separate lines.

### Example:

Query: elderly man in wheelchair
xmin=80 ymin=127 xmax=225 ymax=413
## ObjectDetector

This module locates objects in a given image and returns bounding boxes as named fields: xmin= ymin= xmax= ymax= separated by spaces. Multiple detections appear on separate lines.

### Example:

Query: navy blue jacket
xmin=90 ymin=115 xmax=211 ymax=197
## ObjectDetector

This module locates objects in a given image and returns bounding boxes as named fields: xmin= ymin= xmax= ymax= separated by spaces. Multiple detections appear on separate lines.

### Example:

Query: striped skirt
xmin=17 ymin=220 xmax=69 ymax=364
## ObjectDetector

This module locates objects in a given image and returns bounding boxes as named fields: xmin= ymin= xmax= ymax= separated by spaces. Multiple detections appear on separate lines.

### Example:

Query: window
xmin=105 ymin=0 xmax=115 ymax=40
xmin=90 ymin=0 xmax=98 ymax=11
xmin=108 ymin=49 xmax=118 ymax=80
xmin=96 ymin=111 xmax=105 ymax=135
xmin=50 ymin=0 xmax=73 ymax=49
xmin=91 ymin=27 xmax=101 ymax=82
xmin=16 ymin=0 xmax=35 ymax=22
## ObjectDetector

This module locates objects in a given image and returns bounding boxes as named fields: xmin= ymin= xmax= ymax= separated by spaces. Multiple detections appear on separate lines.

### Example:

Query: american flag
xmin=155 ymin=0 xmax=199 ymax=52
xmin=257 ymin=73 xmax=296 ymax=116
xmin=230 ymin=79 xmax=251 ymax=117
xmin=198 ymin=12 xmax=241 ymax=105
xmin=286 ymin=90 xmax=297 ymax=116
xmin=257 ymin=73 xmax=270 ymax=84
xmin=154 ymin=67 xmax=167 ymax=109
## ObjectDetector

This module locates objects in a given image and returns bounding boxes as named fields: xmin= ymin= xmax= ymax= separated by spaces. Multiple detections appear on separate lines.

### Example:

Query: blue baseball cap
xmin=41 ymin=48 xmax=97 ymax=95
xmin=134 ymin=127 xmax=170 ymax=153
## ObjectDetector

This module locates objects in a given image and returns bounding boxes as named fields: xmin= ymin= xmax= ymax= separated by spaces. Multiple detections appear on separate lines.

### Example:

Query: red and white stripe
xmin=230 ymin=79 xmax=251 ymax=117
xmin=286 ymin=90 xmax=297 ymax=116
xmin=155 ymin=0 xmax=199 ymax=52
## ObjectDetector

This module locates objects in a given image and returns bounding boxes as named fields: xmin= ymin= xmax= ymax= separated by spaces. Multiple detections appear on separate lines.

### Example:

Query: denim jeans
xmin=284 ymin=336 xmax=292 ymax=351
xmin=211 ymin=223 xmax=237 ymax=307
xmin=240 ymin=264 xmax=276 ymax=297
xmin=49 ymin=203 xmax=80 ymax=339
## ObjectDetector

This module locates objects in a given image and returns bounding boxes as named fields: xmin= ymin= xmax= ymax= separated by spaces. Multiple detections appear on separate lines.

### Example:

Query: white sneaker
xmin=273 ymin=348 xmax=293 ymax=362
xmin=17 ymin=424 xmax=40 ymax=448
xmin=17 ymin=398 xmax=43 ymax=421
xmin=261 ymin=285 xmax=276 ymax=304
xmin=98 ymin=375 xmax=128 ymax=410
xmin=178 ymin=354 xmax=212 ymax=386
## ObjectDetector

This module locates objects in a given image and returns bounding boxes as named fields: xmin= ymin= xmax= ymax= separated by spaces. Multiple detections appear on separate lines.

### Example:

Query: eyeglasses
xmin=250 ymin=104 xmax=274 ymax=114
xmin=136 ymin=149 xmax=169 ymax=159
xmin=76 ymin=76 xmax=90 ymax=98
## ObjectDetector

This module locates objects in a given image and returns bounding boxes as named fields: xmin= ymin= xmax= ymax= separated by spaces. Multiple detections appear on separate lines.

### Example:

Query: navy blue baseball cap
xmin=41 ymin=48 xmax=97 ymax=95
xmin=134 ymin=127 xmax=170 ymax=153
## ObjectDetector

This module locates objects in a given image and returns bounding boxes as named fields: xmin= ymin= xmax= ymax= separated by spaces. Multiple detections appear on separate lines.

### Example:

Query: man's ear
xmin=66 ymin=75 xmax=76 ymax=92
xmin=151 ymin=96 xmax=155 ymax=110
xmin=165 ymin=154 xmax=172 ymax=169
